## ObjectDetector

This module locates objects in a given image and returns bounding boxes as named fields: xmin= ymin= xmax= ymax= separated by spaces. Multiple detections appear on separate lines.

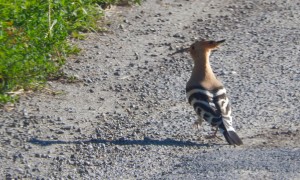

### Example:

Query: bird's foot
xmin=192 ymin=118 xmax=203 ymax=129
xmin=205 ymin=134 xmax=223 ymax=140
xmin=205 ymin=127 xmax=222 ymax=140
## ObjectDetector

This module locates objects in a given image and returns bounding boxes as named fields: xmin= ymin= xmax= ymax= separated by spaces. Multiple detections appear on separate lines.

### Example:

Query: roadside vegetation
xmin=0 ymin=0 xmax=140 ymax=105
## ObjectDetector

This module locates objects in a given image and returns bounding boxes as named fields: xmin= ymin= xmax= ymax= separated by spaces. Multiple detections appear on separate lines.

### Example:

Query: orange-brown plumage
xmin=187 ymin=40 xmax=225 ymax=90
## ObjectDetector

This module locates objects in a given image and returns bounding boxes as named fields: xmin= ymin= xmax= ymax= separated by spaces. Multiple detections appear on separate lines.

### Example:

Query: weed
xmin=0 ymin=0 xmax=141 ymax=105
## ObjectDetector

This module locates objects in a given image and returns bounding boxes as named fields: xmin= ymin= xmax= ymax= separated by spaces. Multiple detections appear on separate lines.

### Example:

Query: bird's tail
xmin=219 ymin=123 xmax=243 ymax=145
xmin=223 ymin=130 xmax=243 ymax=145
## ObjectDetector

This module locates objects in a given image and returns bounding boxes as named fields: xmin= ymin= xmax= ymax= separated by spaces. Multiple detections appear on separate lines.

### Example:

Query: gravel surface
xmin=1 ymin=0 xmax=300 ymax=179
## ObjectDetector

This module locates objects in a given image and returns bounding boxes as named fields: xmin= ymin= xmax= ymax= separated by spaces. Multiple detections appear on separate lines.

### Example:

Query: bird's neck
xmin=191 ymin=50 xmax=222 ymax=89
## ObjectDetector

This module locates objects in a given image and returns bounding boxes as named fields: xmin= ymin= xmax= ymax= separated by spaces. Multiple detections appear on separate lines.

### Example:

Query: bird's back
xmin=186 ymin=84 xmax=225 ymax=126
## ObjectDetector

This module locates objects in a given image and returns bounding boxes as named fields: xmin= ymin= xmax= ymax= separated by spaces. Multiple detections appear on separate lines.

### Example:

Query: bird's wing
xmin=186 ymin=87 xmax=221 ymax=124
xmin=212 ymin=88 xmax=235 ymax=131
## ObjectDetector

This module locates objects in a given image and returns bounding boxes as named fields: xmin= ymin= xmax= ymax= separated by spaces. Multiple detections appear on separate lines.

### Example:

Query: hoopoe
xmin=185 ymin=40 xmax=243 ymax=145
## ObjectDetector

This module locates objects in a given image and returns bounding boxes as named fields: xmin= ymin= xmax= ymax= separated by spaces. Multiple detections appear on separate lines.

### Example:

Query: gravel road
xmin=1 ymin=0 xmax=300 ymax=179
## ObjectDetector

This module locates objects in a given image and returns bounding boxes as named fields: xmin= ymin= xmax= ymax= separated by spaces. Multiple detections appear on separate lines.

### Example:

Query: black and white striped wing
xmin=214 ymin=88 xmax=243 ymax=145
xmin=187 ymin=86 xmax=243 ymax=145
xmin=186 ymin=88 xmax=222 ymax=126
xmin=212 ymin=88 xmax=235 ymax=132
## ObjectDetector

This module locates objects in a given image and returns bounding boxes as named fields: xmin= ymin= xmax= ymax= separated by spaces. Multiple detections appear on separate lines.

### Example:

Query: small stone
xmin=84 ymin=161 xmax=91 ymax=166
xmin=35 ymin=153 xmax=41 ymax=158
xmin=150 ymin=28 xmax=156 ymax=32
xmin=173 ymin=33 xmax=184 ymax=39
xmin=16 ymin=168 xmax=24 ymax=174
xmin=41 ymin=154 xmax=50 ymax=158
xmin=221 ymin=70 xmax=229 ymax=75
xmin=88 ymin=107 xmax=95 ymax=110
xmin=55 ymin=130 xmax=64 ymax=134
xmin=61 ymin=126 xmax=72 ymax=130
xmin=23 ymin=108 xmax=29 ymax=118
xmin=24 ymin=145 xmax=32 ymax=151
xmin=87 ymin=144 xmax=93 ymax=150
xmin=114 ymin=71 xmax=121 ymax=76
xmin=119 ymin=24 xmax=125 ymax=29
xmin=84 ymin=78 xmax=93 ymax=83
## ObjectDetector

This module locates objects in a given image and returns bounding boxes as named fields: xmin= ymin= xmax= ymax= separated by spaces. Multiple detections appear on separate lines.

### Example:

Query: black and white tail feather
xmin=186 ymin=85 xmax=243 ymax=145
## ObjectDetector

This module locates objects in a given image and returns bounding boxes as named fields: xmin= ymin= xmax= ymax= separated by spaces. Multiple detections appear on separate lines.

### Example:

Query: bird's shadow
xmin=28 ymin=137 xmax=218 ymax=147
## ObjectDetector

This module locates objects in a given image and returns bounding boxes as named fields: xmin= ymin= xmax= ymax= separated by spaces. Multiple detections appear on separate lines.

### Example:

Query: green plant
xmin=0 ymin=0 xmax=141 ymax=104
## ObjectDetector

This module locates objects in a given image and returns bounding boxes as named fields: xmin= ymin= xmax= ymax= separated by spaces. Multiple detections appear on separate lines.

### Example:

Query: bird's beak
xmin=216 ymin=39 xmax=226 ymax=44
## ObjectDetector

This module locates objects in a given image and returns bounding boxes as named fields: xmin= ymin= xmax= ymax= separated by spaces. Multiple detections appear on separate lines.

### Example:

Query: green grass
xmin=0 ymin=0 xmax=140 ymax=105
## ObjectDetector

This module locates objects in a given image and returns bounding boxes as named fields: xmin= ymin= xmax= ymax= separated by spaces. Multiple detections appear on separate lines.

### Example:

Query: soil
xmin=1 ymin=0 xmax=300 ymax=179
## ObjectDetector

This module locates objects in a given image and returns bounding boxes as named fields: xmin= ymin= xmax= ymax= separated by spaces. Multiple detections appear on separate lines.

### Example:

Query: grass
xmin=0 ymin=0 xmax=141 ymax=105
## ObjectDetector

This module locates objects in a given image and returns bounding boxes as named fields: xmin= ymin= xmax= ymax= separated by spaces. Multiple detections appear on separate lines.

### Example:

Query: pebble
xmin=231 ymin=71 xmax=237 ymax=75
xmin=55 ymin=130 xmax=64 ymax=134
xmin=221 ymin=70 xmax=229 ymax=75
xmin=61 ymin=126 xmax=72 ymax=130
xmin=35 ymin=154 xmax=41 ymax=158
xmin=119 ymin=24 xmax=125 ymax=29
xmin=23 ymin=108 xmax=29 ymax=118
xmin=16 ymin=168 xmax=24 ymax=174
xmin=173 ymin=33 xmax=185 ymax=39
xmin=84 ymin=78 xmax=93 ymax=83
xmin=24 ymin=145 xmax=32 ymax=151
xmin=149 ymin=28 xmax=156 ymax=32
xmin=114 ymin=71 xmax=121 ymax=76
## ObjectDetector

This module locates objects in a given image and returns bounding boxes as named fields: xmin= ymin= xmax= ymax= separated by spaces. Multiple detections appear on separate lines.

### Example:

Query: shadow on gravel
xmin=29 ymin=137 xmax=215 ymax=147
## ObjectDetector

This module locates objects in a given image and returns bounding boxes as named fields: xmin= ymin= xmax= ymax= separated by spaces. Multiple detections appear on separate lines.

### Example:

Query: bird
xmin=185 ymin=39 xmax=243 ymax=146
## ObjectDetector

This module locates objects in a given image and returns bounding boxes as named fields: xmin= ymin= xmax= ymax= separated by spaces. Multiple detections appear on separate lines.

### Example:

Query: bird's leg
xmin=211 ymin=127 xmax=217 ymax=136
xmin=205 ymin=126 xmax=222 ymax=140
xmin=212 ymin=127 xmax=221 ymax=139
xmin=193 ymin=117 xmax=203 ymax=129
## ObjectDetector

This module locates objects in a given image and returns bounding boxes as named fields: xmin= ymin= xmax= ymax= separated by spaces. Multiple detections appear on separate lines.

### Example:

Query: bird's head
xmin=190 ymin=39 xmax=225 ymax=53
xmin=188 ymin=39 xmax=225 ymax=61
xmin=171 ymin=39 xmax=225 ymax=59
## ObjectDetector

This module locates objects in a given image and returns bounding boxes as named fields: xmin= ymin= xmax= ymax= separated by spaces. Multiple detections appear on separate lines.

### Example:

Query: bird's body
xmin=186 ymin=40 xmax=243 ymax=145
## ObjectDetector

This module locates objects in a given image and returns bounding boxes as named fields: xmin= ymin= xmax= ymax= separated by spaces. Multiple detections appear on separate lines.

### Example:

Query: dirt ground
xmin=1 ymin=0 xmax=300 ymax=179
